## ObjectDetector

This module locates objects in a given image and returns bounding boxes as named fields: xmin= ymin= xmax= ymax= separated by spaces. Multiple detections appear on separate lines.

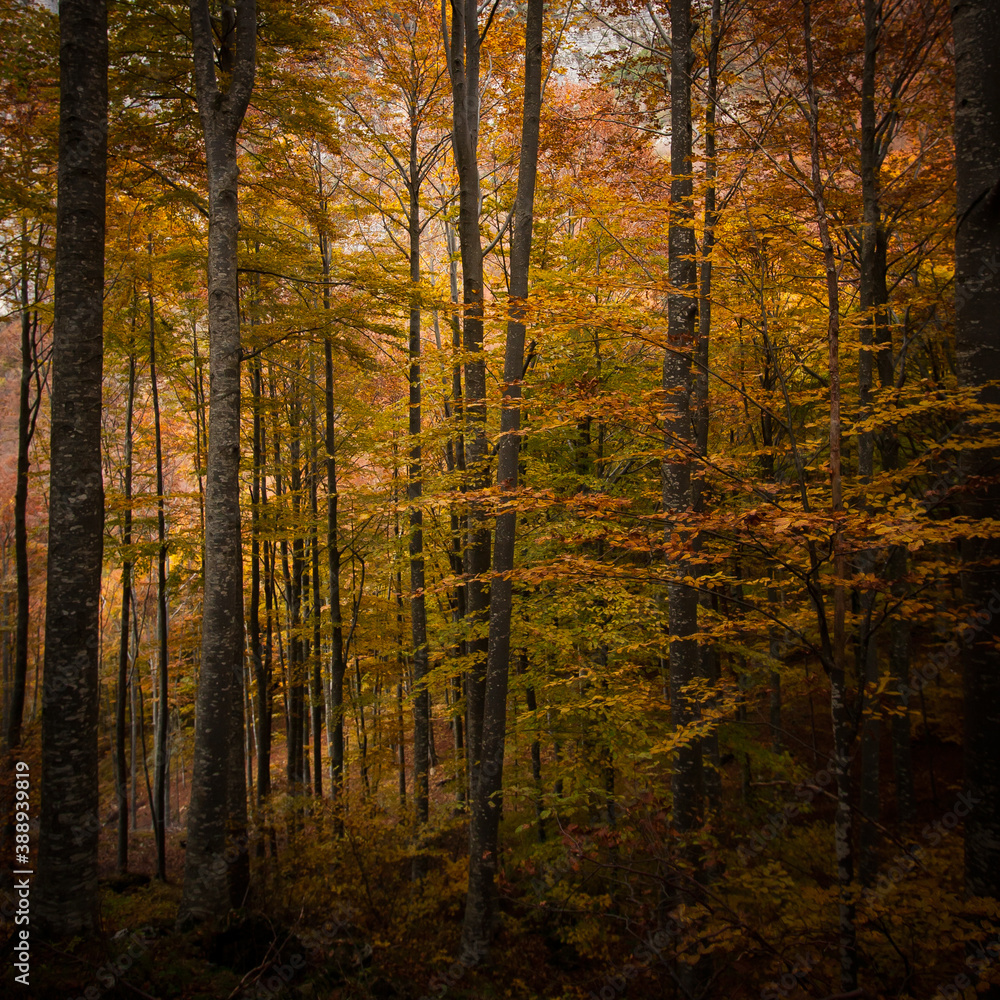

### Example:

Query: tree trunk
xmin=3 ymin=220 xmax=40 ymax=755
xmin=250 ymin=359 xmax=272 ymax=803
xmin=309 ymin=381 xmax=324 ymax=799
xmin=288 ymin=388 xmax=305 ymax=796
xmin=461 ymin=0 xmax=543 ymax=957
xmin=804 ymin=2 xmax=857 ymax=988
xmin=407 ymin=116 xmax=431 ymax=829
xmin=696 ymin=0 xmax=723 ymax=815
xmin=116 ymin=347 xmax=136 ymax=874
xmin=446 ymin=0 xmax=490 ymax=795
xmin=320 ymin=208 xmax=347 ymax=812
xmin=180 ymin=0 xmax=256 ymax=924
xmin=664 ymin=0 xmax=701 ymax=837
xmin=36 ymin=0 xmax=107 ymax=938
xmin=954 ymin=0 xmax=1000 ymax=906
xmin=150 ymin=261 xmax=169 ymax=883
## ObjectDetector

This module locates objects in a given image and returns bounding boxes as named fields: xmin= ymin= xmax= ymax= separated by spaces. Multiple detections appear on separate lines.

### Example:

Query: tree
xmin=36 ymin=0 xmax=108 ymax=937
xmin=463 ymin=0 xmax=544 ymax=958
xmin=179 ymin=0 xmax=257 ymax=924
xmin=954 ymin=0 xmax=1000 ymax=905
xmin=663 ymin=0 xmax=701 ymax=850
xmin=445 ymin=0 xmax=491 ymax=810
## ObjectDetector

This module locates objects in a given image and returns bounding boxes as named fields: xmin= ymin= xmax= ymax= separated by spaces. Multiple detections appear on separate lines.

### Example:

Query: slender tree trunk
xmin=180 ymin=0 xmax=256 ymax=923
xmin=406 ymin=117 xmax=431 ymax=829
xmin=696 ymin=0 xmax=723 ymax=815
xmin=320 ymin=216 xmax=347 ymax=813
xmin=804 ymin=3 xmax=857 ymax=988
xmin=446 ymin=0 xmax=490 ymax=791
xmin=36 ymin=0 xmax=107 ymax=937
xmin=288 ymin=388 xmax=305 ymax=795
xmin=954 ymin=0 xmax=1000 ymax=908
xmin=115 ymin=346 xmax=136 ymax=874
xmin=150 ymin=258 xmax=169 ymax=883
xmin=4 ymin=221 xmax=38 ymax=755
xmin=131 ymin=657 xmax=138 ymax=831
xmin=461 ymin=0 xmax=543 ymax=957
xmin=857 ymin=0 xmax=887 ymax=886
xmin=664 ymin=0 xmax=701 ymax=838
xmin=444 ymin=221 xmax=468 ymax=804
xmin=662 ymin=10 xmax=703 ymax=996
xmin=520 ymin=652 xmax=545 ymax=841
xmin=250 ymin=360 xmax=271 ymax=803
xmin=309 ymin=382 xmax=324 ymax=799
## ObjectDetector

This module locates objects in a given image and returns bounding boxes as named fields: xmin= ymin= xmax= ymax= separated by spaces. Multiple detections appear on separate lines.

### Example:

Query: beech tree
xmin=954 ymin=0 xmax=1000 ymax=903
xmin=179 ymin=0 xmax=257 ymax=923
xmin=463 ymin=0 xmax=544 ymax=958
xmin=36 ymin=0 xmax=108 ymax=937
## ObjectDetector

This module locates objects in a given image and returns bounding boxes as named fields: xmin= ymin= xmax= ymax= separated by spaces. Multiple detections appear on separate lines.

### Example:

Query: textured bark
xmin=250 ymin=359 xmax=272 ymax=803
xmin=461 ymin=0 xmax=543 ymax=957
xmin=180 ymin=0 xmax=256 ymax=924
xmin=890 ymin=546 xmax=914 ymax=824
xmin=804 ymin=3 xmax=857 ymax=988
xmin=309 ymin=381 xmax=324 ymax=799
xmin=36 ymin=0 xmax=108 ymax=938
xmin=664 ymin=0 xmax=701 ymax=839
xmin=954 ymin=0 xmax=1000 ymax=904
xmin=3 ymin=222 xmax=40 ymax=756
xmin=697 ymin=0 xmax=723 ymax=814
xmin=404 ymin=112 xmax=431 ymax=829
xmin=318 ymin=196 xmax=347 ymax=809
xmin=446 ymin=0 xmax=490 ymax=787
xmin=857 ymin=0 xmax=888 ymax=886
xmin=116 ymin=348 xmax=136 ymax=874
xmin=444 ymin=220 xmax=468 ymax=804
xmin=325 ymin=336 xmax=347 ymax=808
xmin=287 ymin=389 xmax=306 ymax=795
xmin=662 ymin=10 xmax=704 ymax=994
xmin=150 ymin=274 xmax=169 ymax=883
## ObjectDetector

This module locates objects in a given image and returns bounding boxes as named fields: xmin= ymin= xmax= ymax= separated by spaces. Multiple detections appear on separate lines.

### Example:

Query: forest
xmin=1 ymin=0 xmax=999 ymax=997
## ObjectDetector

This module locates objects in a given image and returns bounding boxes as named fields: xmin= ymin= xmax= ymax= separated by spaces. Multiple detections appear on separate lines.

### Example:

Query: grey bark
xmin=116 ymin=347 xmax=136 ymax=873
xmin=36 ymin=0 xmax=107 ymax=938
xmin=857 ymin=0 xmax=888 ymax=886
xmin=461 ymin=0 xmax=543 ymax=958
xmin=406 ymin=111 xmax=431 ymax=829
xmin=804 ymin=3 xmax=857 ymax=988
xmin=446 ymin=0 xmax=490 ymax=789
xmin=954 ymin=0 xmax=1000 ymax=903
xmin=309 ymin=375 xmax=324 ymax=799
xmin=250 ymin=359 xmax=272 ymax=803
xmin=697 ymin=0 xmax=723 ymax=814
xmin=664 ymin=0 xmax=702 ymax=838
xmin=180 ymin=0 xmax=256 ymax=924
xmin=319 ymin=201 xmax=347 ymax=812
xmin=3 ymin=220 xmax=42 ymax=755
xmin=150 ymin=268 xmax=169 ymax=883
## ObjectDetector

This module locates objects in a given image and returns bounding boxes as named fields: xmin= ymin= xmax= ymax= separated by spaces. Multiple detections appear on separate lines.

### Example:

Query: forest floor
xmin=15 ymin=670 xmax=970 ymax=1000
